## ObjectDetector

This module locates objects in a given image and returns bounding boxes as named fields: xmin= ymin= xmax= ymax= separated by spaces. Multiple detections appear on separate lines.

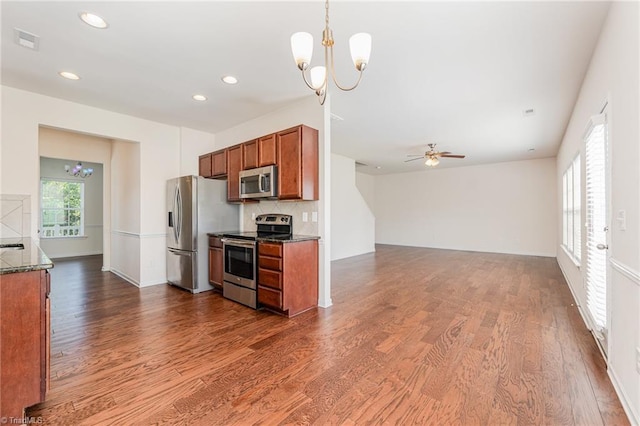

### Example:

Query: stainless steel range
xmin=221 ymin=214 xmax=292 ymax=309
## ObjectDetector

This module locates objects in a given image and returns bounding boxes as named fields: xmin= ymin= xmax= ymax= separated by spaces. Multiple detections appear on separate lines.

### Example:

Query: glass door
xmin=584 ymin=108 xmax=610 ymax=355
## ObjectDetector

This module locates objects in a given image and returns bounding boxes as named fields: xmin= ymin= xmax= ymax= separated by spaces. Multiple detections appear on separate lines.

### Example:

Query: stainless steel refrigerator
xmin=166 ymin=175 xmax=238 ymax=293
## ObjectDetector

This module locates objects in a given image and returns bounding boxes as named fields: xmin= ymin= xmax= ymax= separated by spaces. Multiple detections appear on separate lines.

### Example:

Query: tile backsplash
xmin=243 ymin=200 xmax=319 ymax=236
xmin=1 ymin=194 xmax=31 ymax=239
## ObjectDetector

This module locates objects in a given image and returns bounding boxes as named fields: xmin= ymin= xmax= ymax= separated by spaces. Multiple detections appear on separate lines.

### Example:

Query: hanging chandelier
xmin=290 ymin=0 xmax=372 ymax=105
xmin=65 ymin=162 xmax=93 ymax=178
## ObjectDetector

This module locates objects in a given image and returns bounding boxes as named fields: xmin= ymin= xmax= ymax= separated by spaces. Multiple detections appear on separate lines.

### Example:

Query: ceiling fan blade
xmin=404 ymin=157 xmax=425 ymax=163
xmin=406 ymin=154 xmax=424 ymax=157
xmin=437 ymin=151 xmax=452 ymax=155
xmin=440 ymin=154 xmax=466 ymax=159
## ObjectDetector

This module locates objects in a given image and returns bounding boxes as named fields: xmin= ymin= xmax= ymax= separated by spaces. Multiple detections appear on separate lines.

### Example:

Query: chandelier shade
xmin=349 ymin=33 xmax=372 ymax=70
xmin=291 ymin=32 xmax=314 ymax=70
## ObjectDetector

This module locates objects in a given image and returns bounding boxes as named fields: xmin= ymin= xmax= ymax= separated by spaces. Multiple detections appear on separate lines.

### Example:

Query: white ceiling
xmin=1 ymin=1 xmax=610 ymax=175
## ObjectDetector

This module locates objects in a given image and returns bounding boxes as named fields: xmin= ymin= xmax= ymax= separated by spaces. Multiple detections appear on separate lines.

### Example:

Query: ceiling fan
xmin=405 ymin=143 xmax=466 ymax=167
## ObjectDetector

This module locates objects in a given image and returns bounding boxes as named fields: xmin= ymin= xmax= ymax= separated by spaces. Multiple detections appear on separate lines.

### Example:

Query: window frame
xmin=40 ymin=178 xmax=86 ymax=239
xmin=562 ymin=154 xmax=581 ymax=265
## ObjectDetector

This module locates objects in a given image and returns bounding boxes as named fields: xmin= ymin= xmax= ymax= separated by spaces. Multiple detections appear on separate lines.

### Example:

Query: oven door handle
xmin=222 ymin=238 xmax=256 ymax=249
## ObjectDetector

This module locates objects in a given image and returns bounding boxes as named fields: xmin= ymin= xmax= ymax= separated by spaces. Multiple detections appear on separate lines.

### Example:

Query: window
xmin=41 ymin=180 xmax=85 ymax=238
xmin=562 ymin=155 xmax=581 ymax=263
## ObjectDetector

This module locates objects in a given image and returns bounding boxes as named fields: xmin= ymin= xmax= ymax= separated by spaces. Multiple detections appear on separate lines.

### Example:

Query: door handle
xmin=596 ymin=243 xmax=608 ymax=250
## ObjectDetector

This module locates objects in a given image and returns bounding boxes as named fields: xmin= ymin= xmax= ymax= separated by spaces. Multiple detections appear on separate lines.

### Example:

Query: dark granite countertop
xmin=0 ymin=238 xmax=54 ymax=275
xmin=207 ymin=232 xmax=320 ymax=243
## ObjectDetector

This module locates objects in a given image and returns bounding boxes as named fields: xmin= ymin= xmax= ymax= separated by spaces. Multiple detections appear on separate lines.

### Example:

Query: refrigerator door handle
xmin=174 ymin=185 xmax=182 ymax=242
xmin=168 ymin=248 xmax=191 ymax=255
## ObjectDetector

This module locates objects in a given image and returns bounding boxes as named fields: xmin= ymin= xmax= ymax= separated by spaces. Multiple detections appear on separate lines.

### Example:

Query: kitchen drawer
xmin=258 ymin=285 xmax=282 ymax=309
xmin=259 ymin=242 xmax=282 ymax=258
xmin=258 ymin=268 xmax=282 ymax=290
xmin=209 ymin=236 xmax=223 ymax=248
xmin=259 ymin=255 xmax=282 ymax=271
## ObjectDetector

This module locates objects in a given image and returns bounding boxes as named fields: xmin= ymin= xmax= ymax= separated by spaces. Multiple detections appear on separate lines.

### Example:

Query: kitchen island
xmin=0 ymin=238 xmax=53 ymax=418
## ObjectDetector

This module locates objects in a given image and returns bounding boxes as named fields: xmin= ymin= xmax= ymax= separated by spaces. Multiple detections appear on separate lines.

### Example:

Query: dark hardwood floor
xmin=27 ymin=245 xmax=628 ymax=425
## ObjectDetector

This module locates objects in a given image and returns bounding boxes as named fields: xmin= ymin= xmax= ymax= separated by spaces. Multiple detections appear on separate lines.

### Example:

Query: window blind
xmin=584 ymin=113 xmax=607 ymax=333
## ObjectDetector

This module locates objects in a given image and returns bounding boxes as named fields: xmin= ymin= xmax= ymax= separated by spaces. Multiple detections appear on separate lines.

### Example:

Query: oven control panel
xmin=256 ymin=214 xmax=292 ymax=224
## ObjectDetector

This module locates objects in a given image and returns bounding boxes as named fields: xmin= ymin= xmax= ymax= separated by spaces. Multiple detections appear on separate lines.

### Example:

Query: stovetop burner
xmin=224 ymin=214 xmax=293 ymax=241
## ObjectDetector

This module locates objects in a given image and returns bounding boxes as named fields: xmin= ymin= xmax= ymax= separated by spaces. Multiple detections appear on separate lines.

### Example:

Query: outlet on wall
xmin=312 ymin=211 xmax=318 ymax=222
xmin=302 ymin=212 xmax=308 ymax=222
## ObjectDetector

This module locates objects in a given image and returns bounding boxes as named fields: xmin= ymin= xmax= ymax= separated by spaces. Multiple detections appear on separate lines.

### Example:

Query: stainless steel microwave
xmin=239 ymin=165 xmax=277 ymax=199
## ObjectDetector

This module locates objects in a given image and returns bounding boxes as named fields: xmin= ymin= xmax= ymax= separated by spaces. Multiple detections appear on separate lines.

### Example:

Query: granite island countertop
xmin=207 ymin=232 xmax=320 ymax=243
xmin=0 ymin=238 xmax=54 ymax=275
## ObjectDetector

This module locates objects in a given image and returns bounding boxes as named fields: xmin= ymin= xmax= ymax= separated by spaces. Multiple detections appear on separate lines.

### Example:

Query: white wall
xmin=331 ymin=153 xmax=375 ymax=260
xmin=179 ymin=127 xmax=216 ymax=176
xmin=39 ymin=157 xmax=104 ymax=258
xmin=356 ymin=171 xmax=375 ymax=213
xmin=0 ymin=86 xmax=182 ymax=286
xmin=375 ymin=158 xmax=557 ymax=257
xmin=214 ymin=96 xmax=331 ymax=307
xmin=555 ymin=2 xmax=640 ymax=423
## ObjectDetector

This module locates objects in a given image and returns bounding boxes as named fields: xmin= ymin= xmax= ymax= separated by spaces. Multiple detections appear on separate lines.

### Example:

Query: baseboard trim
xmin=608 ymin=365 xmax=639 ymax=425
xmin=109 ymin=268 xmax=140 ymax=288
xmin=556 ymin=258 xmax=592 ymax=331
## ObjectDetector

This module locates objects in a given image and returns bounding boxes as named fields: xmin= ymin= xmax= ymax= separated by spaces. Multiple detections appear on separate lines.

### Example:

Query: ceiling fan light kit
xmin=290 ymin=0 xmax=372 ymax=105
xmin=405 ymin=143 xmax=466 ymax=167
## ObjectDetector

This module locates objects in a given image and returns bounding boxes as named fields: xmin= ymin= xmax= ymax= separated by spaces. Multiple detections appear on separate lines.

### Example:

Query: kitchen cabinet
xmin=199 ymin=150 xmax=227 ymax=179
xmin=244 ymin=134 xmax=277 ymax=170
xmin=277 ymin=125 xmax=318 ymax=200
xmin=227 ymin=145 xmax=243 ymax=202
xmin=258 ymin=134 xmax=277 ymax=167
xmin=257 ymin=239 xmax=318 ymax=317
xmin=0 ymin=269 xmax=50 ymax=418
xmin=211 ymin=150 xmax=227 ymax=178
xmin=198 ymin=153 xmax=212 ymax=178
xmin=208 ymin=236 xmax=223 ymax=289
xmin=243 ymin=139 xmax=259 ymax=170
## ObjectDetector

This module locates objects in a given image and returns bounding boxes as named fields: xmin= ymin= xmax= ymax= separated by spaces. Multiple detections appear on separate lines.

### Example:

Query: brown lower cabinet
xmin=0 ymin=269 xmax=50 ymax=418
xmin=208 ymin=236 xmax=223 ymax=289
xmin=257 ymin=239 xmax=318 ymax=317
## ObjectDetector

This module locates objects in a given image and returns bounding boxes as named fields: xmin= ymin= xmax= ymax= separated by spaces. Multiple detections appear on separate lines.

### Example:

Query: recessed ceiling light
xmin=59 ymin=71 xmax=80 ymax=80
xmin=79 ymin=12 xmax=108 ymax=29
xmin=375 ymin=166 xmax=382 ymax=169
xmin=221 ymin=75 xmax=238 ymax=85
xmin=192 ymin=94 xmax=207 ymax=101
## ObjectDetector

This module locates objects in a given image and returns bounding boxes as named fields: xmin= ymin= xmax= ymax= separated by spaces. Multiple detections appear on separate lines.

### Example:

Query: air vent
xmin=14 ymin=28 xmax=39 ymax=50
xmin=522 ymin=108 xmax=535 ymax=117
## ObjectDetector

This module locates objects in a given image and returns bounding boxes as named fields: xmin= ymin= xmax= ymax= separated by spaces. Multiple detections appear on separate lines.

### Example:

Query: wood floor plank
xmin=24 ymin=247 xmax=629 ymax=425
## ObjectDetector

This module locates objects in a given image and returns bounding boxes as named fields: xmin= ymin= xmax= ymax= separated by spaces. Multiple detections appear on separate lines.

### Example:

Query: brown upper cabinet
xmin=197 ymin=124 xmax=318 ymax=201
xmin=277 ymin=125 xmax=318 ymax=201
xmin=211 ymin=150 xmax=227 ymax=178
xmin=198 ymin=153 xmax=212 ymax=178
xmin=199 ymin=149 xmax=227 ymax=179
xmin=243 ymin=134 xmax=277 ymax=170
xmin=243 ymin=139 xmax=259 ymax=170
xmin=226 ymin=145 xmax=243 ymax=202
xmin=258 ymin=134 xmax=277 ymax=167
